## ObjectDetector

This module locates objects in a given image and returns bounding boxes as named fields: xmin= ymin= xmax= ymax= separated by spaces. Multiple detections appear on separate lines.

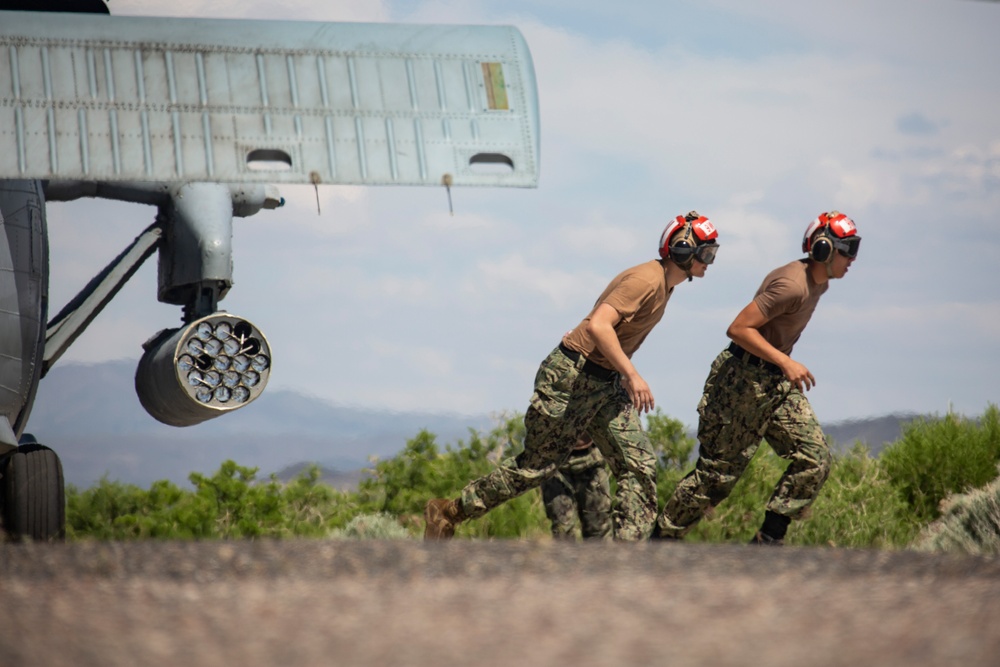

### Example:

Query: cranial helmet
xmin=659 ymin=211 xmax=719 ymax=269
xmin=802 ymin=211 xmax=861 ymax=264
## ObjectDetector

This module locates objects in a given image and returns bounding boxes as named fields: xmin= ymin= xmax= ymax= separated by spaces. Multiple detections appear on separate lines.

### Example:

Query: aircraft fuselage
xmin=0 ymin=180 xmax=48 ymax=452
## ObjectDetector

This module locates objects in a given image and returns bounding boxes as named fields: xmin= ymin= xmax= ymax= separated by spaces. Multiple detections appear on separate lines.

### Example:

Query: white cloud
xmin=475 ymin=254 xmax=606 ymax=308
xmin=820 ymin=301 xmax=1000 ymax=343
xmin=267 ymin=184 xmax=377 ymax=238
xmin=420 ymin=210 xmax=498 ymax=233
xmin=703 ymin=205 xmax=794 ymax=266
xmin=553 ymin=220 xmax=643 ymax=258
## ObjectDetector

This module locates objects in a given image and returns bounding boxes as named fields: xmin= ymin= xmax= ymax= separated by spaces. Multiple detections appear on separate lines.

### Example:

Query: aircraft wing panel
xmin=0 ymin=11 xmax=540 ymax=187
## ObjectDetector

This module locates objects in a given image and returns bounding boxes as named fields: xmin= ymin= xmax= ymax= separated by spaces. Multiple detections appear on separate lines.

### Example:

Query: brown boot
xmin=423 ymin=498 xmax=463 ymax=540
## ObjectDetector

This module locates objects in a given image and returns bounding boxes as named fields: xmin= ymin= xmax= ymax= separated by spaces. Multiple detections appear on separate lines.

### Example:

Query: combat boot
xmin=748 ymin=531 xmax=784 ymax=546
xmin=423 ymin=498 xmax=464 ymax=540
xmin=749 ymin=510 xmax=789 ymax=546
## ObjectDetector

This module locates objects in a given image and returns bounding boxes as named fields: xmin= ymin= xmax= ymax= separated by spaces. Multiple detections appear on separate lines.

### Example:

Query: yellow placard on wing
xmin=482 ymin=62 xmax=510 ymax=110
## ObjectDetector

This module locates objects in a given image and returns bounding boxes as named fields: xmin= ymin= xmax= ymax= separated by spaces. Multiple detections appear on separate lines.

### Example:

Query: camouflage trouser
xmin=459 ymin=346 xmax=658 ymax=541
xmin=542 ymin=445 xmax=612 ymax=540
xmin=655 ymin=348 xmax=832 ymax=538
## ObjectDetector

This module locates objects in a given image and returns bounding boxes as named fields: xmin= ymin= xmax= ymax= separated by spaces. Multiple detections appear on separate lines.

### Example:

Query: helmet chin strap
xmin=826 ymin=261 xmax=835 ymax=279
xmin=684 ymin=263 xmax=694 ymax=282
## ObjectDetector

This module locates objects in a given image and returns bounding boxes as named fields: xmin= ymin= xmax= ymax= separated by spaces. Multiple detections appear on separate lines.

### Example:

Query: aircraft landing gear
xmin=0 ymin=443 xmax=66 ymax=541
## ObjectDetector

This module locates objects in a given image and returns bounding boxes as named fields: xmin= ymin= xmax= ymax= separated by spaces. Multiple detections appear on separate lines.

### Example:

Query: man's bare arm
xmin=727 ymin=302 xmax=816 ymax=392
xmin=586 ymin=303 xmax=655 ymax=412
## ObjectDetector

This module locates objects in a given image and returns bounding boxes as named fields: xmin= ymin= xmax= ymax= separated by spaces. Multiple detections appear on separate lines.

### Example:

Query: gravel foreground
xmin=1 ymin=539 xmax=998 ymax=667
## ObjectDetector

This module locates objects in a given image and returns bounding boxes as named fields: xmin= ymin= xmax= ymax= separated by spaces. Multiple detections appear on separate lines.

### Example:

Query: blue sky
xmin=43 ymin=0 xmax=1000 ymax=429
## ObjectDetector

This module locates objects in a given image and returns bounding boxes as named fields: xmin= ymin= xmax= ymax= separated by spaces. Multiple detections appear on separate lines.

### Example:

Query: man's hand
xmin=728 ymin=301 xmax=817 ymax=392
xmin=780 ymin=359 xmax=816 ymax=392
xmin=621 ymin=372 xmax=655 ymax=413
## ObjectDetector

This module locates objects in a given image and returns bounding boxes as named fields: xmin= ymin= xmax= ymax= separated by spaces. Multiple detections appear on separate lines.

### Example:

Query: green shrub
xmin=331 ymin=512 xmax=412 ymax=539
xmin=880 ymin=404 xmax=1000 ymax=522
xmin=356 ymin=413 xmax=548 ymax=539
xmin=646 ymin=408 xmax=696 ymax=471
xmin=655 ymin=443 xmax=920 ymax=548
xmin=63 ymin=407 xmax=1000 ymax=550
xmin=274 ymin=464 xmax=356 ymax=536
xmin=793 ymin=443 xmax=920 ymax=548
xmin=66 ymin=478 xmax=167 ymax=540
xmin=67 ymin=460 xmax=355 ymax=539
xmin=911 ymin=465 xmax=1000 ymax=557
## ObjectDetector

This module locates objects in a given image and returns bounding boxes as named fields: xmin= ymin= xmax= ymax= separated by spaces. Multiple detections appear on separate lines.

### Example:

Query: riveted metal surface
xmin=0 ymin=12 xmax=540 ymax=187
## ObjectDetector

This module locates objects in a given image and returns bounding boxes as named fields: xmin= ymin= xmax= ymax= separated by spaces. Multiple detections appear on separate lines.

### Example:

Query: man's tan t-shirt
xmin=562 ymin=260 xmax=672 ymax=370
xmin=752 ymin=259 xmax=828 ymax=355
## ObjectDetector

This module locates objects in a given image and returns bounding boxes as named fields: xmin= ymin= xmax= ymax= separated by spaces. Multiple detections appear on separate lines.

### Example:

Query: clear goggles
xmin=832 ymin=235 xmax=861 ymax=259
xmin=694 ymin=243 xmax=719 ymax=265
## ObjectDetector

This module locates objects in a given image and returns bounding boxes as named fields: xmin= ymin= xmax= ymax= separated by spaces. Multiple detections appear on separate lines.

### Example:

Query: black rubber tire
xmin=1 ymin=444 xmax=66 ymax=541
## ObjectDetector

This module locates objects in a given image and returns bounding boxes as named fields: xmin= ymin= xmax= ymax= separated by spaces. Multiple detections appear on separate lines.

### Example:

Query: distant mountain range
xmin=28 ymin=359 xmax=924 ymax=490
xmin=823 ymin=413 xmax=923 ymax=456
xmin=30 ymin=360 xmax=494 ymax=489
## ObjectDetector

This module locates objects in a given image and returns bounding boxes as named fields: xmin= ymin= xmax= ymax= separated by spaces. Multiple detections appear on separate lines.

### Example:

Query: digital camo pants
xmin=655 ymin=349 xmax=832 ymax=538
xmin=459 ymin=346 xmax=658 ymax=541
xmin=542 ymin=446 xmax=612 ymax=540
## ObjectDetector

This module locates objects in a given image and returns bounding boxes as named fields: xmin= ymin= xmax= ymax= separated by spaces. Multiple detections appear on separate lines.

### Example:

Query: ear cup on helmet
xmin=671 ymin=241 xmax=695 ymax=266
xmin=810 ymin=235 xmax=833 ymax=263
xmin=668 ymin=225 xmax=697 ymax=268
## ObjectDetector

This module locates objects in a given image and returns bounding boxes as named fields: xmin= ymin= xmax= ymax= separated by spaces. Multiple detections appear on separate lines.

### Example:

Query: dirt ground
xmin=1 ymin=539 xmax=998 ymax=667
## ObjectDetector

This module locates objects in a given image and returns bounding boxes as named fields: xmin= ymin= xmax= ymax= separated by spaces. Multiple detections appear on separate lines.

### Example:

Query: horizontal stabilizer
xmin=0 ymin=11 xmax=540 ymax=187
